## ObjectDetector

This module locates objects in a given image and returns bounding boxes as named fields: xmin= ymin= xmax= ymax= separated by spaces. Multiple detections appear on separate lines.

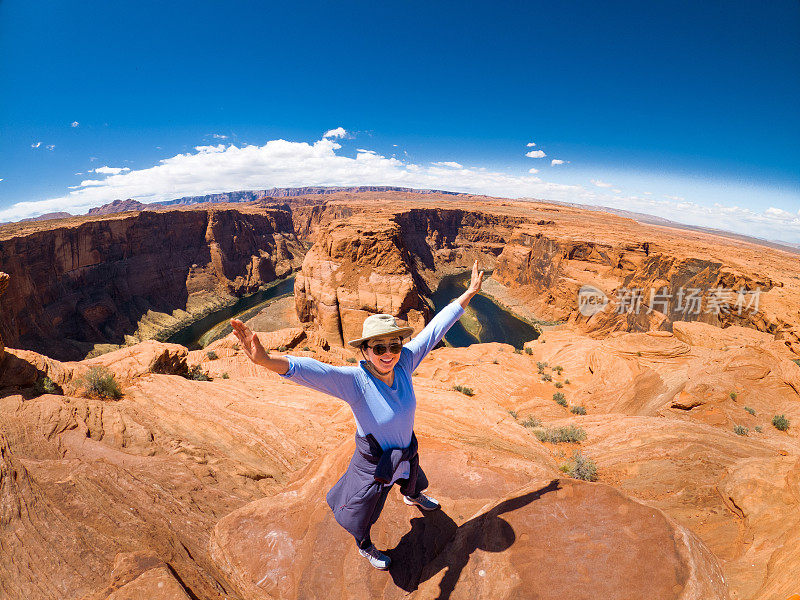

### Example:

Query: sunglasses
xmin=367 ymin=341 xmax=403 ymax=356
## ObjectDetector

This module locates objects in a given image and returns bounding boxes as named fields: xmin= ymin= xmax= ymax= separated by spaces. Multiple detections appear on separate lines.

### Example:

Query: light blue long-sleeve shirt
xmin=279 ymin=300 xmax=465 ymax=457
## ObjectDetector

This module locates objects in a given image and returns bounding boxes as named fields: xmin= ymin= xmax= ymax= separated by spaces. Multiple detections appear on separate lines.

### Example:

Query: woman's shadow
xmin=386 ymin=479 xmax=560 ymax=599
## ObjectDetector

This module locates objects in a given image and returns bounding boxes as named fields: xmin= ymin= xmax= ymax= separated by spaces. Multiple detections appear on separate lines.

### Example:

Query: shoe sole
xmin=359 ymin=550 xmax=391 ymax=570
xmin=403 ymin=496 xmax=440 ymax=511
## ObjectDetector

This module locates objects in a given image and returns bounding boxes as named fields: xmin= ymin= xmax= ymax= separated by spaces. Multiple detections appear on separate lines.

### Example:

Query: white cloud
xmin=211 ymin=133 xmax=228 ymax=139
xmin=526 ymin=142 xmax=536 ymax=147
xmin=31 ymin=142 xmax=41 ymax=148
xmin=323 ymin=127 xmax=347 ymax=139
xmin=3 ymin=130 xmax=800 ymax=243
xmin=526 ymin=150 xmax=546 ymax=158
xmin=613 ymin=188 xmax=622 ymax=194
xmin=664 ymin=194 xmax=685 ymax=201
xmin=93 ymin=166 xmax=131 ymax=175
xmin=643 ymin=191 xmax=652 ymax=195
xmin=528 ymin=168 xmax=539 ymax=174
xmin=71 ymin=121 xmax=80 ymax=128
xmin=765 ymin=207 xmax=795 ymax=220
xmin=46 ymin=145 xmax=55 ymax=151
xmin=0 ymin=178 xmax=3 ymax=183
xmin=432 ymin=161 xmax=463 ymax=169
xmin=0 ymin=134 xmax=581 ymax=222
xmin=591 ymin=179 xmax=613 ymax=188
xmin=551 ymin=159 xmax=565 ymax=166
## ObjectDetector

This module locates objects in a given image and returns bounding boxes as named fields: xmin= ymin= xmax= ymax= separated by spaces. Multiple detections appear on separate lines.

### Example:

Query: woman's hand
xmin=466 ymin=259 xmax=484 ymax=296
xmin=458 ymin=260 xmax=484 ymax=309
xmin=230 ymin=318 xmax=269 ymax=366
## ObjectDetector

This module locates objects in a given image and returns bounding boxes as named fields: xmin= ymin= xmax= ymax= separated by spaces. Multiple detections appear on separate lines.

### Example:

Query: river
xmin=167 ymin=269 xmax=539 ymax=350
xmin=429 ymin=270 xmax=540 ymax=348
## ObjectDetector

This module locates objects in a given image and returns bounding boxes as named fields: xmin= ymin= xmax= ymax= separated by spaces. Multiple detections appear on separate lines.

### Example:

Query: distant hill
xmin=18 ymin=211 xmax=74 ymax=222
xmin=87 ymin=199 xmax=150 ymax=215
xmin=539 ymin=199 xmax=800 ymax=256
xmin=153 ymin=186 xmax=464 ymax=207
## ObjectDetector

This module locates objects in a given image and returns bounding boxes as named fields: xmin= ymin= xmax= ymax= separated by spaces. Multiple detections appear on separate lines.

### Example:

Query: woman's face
xmin=363 ymin=335 xmax=403 ymax=374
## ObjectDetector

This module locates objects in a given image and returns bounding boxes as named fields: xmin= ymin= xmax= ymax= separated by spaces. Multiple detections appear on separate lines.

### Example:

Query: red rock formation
xmin=0 ymin=271 xmax=8 ymax=365
xmin=0 ymin=207 xmax=304 ymax=360
xmin=86 ymin=198 xmax=149 ymax=215
xmin=3 ymin=190 xmax=800 ymax=599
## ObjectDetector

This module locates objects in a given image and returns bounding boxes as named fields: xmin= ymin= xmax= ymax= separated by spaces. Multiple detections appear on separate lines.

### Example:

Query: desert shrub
xmin=232 ymin=342 xmax=240 ymax=351
xmin=755 ymin=425 xmax=763 ymax=433
xmin=536 ymin=361 xmax=548 ymax=371
xmin=554 ymin=365 xmax=563 ymax=374
xmin=508 ymin=409 xmax=518 ymax=419
xmin=772 ymin=414 xmax=790 ymax=431
xmin=561 ymin=451 xmax=597 ymax=481
xmin=81 ymin=366 xmax=123 ymax=399
xmin=553 ymin=392 xmax=567 ymax=406
xmin=570 ymin=405 xmax=586 ymax=415
xmin=33 ymin=375 xmax=59 ymax=396
xmin=346 ymin=357 xmax=357 ymax=363
xmin=554 ymin=381 xmax=564 ymax=389
xmin=492 ymin=359 xmax=499 ymax=365
xmin=453 ymin=384 xmax=474 ymax=396
xmin=303 ymin=346 xmax=311 ymax=351
xmin=730 ymin=391 xmax=737 ymax=400
xmin=535 ymin=425 xmax=587 ymax=443
xmin=514 ymin=348 xmax=522 ymax=354
xmin=733 ymin=424 xmax=748 ymax=436
xmin=744 ymin=406 xmax=756 ymax=415
xmin=636 ymin=351 xmax=642 ymax=357
xmin=524 ymin=347 xmax=533 ymax=355
xmin=277 ymin=345 xmax=288 ymax=352
xmin=542 ymin=373 xmax=553 ymax=382
xmin=221 ymin=372 xmax=230 ymax=379
xmin=206 ymin=350 xmax=219 ymax=360
xmin=185 ymin=364 xmax=211 ymax=381
xmin=521 ymin=416 xmax=541 ymax=428
xmin=564 ymin=378 xmax=570 ymax=384
xmin=793 ymin=358 xmax=800 ymax=368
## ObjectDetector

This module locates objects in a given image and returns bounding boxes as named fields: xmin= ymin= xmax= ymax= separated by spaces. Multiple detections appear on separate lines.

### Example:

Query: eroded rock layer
xmin=2 ymin=190 xmax=800 ymax=600
xmin=0 ymin=207 xmax=304 ymax=360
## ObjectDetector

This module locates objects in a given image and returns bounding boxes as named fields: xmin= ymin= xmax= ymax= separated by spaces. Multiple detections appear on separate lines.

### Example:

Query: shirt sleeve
xmin=402 ymin=300 xmax=465 ymax=372
xmin=279 ymin=355 xmax=362 ymax=404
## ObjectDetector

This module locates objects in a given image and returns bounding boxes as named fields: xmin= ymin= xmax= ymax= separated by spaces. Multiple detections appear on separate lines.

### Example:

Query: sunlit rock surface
xmin=2 ymin=191 xmax=800 ymax=599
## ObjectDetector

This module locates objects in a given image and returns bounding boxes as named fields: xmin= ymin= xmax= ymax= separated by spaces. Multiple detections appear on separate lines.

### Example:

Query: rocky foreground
xmin=1 ymin=192 xmax=800 ymax=599
xmin=1 ymin=314 xmax=799 ymax=599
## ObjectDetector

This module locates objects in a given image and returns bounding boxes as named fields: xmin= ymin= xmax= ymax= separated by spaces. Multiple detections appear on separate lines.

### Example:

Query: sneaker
xmin=358 ymin=543 xmax=391 ymax=570
xmin=403 ymin=492 xmax=440 ymax=511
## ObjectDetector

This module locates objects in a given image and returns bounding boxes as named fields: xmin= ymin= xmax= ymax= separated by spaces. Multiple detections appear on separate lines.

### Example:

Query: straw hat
xmin=347 ymin=313 xmax=415 ymax=347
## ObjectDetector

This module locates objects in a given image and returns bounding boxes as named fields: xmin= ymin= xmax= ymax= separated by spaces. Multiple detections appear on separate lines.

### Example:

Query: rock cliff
xmin=0 ymin=206 xmax=304 ymax=360
xmin=2 ymin=190 xmax=800 ymax=599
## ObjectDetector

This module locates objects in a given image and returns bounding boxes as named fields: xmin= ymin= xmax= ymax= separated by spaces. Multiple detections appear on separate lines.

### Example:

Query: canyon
xmin=1 ymin=190 xmax=800 ymax=599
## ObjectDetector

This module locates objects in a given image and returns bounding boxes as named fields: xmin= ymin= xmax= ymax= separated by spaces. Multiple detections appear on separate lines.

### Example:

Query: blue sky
xmin=1 ymin=1 xmax=799 ymax=241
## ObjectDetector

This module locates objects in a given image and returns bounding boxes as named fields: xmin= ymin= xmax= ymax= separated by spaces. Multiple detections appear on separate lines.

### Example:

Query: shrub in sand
xmin=534 ymin=425 xmax=587 ymax=443
xmin=560 ymin=450 xmax=597 ymax=481
xmin=80 ymin=366 xmax=123 ymax=399
xmin=185 ymin=364 xmax=211 ymax=381
xmin=772 ymin=414 xmax=790 ymax=431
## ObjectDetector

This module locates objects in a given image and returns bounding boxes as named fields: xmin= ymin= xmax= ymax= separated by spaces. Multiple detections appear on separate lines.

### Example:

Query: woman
xmin=230 ymin=260 xmax=484 ymax=570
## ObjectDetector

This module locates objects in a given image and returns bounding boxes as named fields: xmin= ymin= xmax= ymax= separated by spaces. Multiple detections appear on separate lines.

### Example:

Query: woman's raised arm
xmin=230 ymin=318 xmax=290 ymax=374
xmin=403 ymin=260 xmax=484 ymax=372
xmin=230 ymin=318 xmax=362 ymax=402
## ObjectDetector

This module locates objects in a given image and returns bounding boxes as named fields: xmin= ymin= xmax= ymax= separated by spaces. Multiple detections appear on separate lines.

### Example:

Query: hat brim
xmin=347 ymin=326 xmax=415 ymax=347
